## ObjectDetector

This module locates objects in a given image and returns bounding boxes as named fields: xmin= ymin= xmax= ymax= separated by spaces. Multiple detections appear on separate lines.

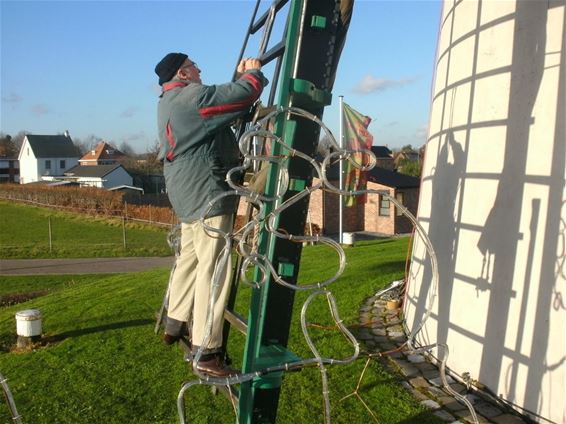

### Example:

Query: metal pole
xmin=48 ymin=216 xmax=53 ymax=253
xmin=122 ymin=217 xmax=127 ymax=250
xmin=0 ymin=373 xmax=23 ymax=424
xmin=338 ymin=95 xmax=344 ymax=244
xmin=232 ymin=0 xmax=261 ymax=81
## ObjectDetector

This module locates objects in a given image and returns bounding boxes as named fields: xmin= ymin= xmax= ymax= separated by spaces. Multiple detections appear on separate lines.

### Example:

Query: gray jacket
xmin=157 ymin=70 xmax=267 ymax=223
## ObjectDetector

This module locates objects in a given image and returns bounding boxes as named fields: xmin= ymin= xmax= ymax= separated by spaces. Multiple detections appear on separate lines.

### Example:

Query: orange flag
xmin=343 ymin=102 xmax=373 ymax=206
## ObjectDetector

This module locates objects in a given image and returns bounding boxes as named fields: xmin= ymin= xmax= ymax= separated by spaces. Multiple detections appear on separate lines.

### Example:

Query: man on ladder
xmin=154 ymin=52 xmax=268 ymax=377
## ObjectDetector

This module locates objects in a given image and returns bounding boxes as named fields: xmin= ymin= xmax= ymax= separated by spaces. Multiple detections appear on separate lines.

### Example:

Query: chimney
xmin=64 ymin=130 xmax=70 ymax=138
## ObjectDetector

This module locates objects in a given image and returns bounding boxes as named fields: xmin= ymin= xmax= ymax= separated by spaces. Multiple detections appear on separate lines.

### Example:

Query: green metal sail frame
xmin=236 ymin=1 xmax=348 ymax=422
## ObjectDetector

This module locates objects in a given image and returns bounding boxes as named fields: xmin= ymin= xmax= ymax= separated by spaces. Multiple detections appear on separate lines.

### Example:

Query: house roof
xmin=371 ymin=146 xmax=393 ymax=158
xmin=64 ymin=164 xmax=124 ymax=178
xmin=395 ymin=151 xmax=420 ymax=163
xmin=108 ymin=185 xmax=144 ymax=193
xmin=25 ymin=135 xmax=79 ymax=158
xmin=79 ymin=142 xmax=126 ymax=162
xmin=322 ymin=161 xmax=420 ymax=189
xmin=367 ymin=167 xmax=420 ymax=188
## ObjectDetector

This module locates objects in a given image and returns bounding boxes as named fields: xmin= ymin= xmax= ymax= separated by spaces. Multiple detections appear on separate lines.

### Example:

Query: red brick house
xmin=237 ymin=146 xmax=419 ymax=236
xmin=78 ymin=142 xmax=126 ymax=166
xmin=309 ymin=166 xmax=420 ymax=236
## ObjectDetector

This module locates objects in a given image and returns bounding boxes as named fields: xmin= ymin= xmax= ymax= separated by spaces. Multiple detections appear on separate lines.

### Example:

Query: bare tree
xmin=73 ymin=134 xmax=103 ymax=155
xmin=119 ymin=141 xmax=136 ymax=157
xmin=0 ymin=133 xmax=18 ymax=157
xmin=0 ymin=131 xmax=29 ymax=157
xmin=11 ymin=131 xmax=28 ymax=151
xmin=316 ymin=134 xmax=337 ymax=157
xmin=143 ymin=140 xmax=163 ymax=174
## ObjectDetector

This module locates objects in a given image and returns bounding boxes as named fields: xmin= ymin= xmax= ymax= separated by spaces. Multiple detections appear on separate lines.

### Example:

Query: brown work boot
xmin=163 ymin=333 xmax=192 ymax=348
xmin=163 ymin=319 xmax=190 ymax=345
xmin=163 ymin=332 xmax=182 ymax=345
xmin=195 ymin=354 xmax=239 ymax=378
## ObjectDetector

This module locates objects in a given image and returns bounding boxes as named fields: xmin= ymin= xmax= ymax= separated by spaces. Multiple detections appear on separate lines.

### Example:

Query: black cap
xmin=155 ymin=53 xmax=188 ymax=86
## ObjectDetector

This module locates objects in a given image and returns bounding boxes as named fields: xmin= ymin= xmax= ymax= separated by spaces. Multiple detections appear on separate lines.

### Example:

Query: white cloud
xmin=121 ymin=131 xmax=146 ymax=142
xmin=120 ymin=107 xmax=138 ymax=118
xmin=2 ymin=92 xmax=22 ymax=103
xmin=31 ymin=104 xmax=51 ymax=116
xmin=353 ymin=75 xmax=417 ymax=94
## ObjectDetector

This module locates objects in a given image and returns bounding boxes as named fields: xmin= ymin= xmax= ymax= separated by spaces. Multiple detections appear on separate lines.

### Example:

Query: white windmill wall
xmin=405 ymin=1 xmax=565 ymax=423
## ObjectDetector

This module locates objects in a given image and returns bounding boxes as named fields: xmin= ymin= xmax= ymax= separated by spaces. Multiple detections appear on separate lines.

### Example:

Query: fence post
xmin=149 ymin=205 xmax=152 ymax=223
xmin=124 ymin=201 xmax=128 ymax=220
xmin=48 ymin=217 xmax=53 ymax=253
xmin=122 ymin=217 xmax=127 ymax=250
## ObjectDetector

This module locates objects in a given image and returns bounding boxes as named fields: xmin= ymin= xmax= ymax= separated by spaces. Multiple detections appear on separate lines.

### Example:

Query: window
xmin=45 ymin=160 xmax=51 ymax=170
xmin=378 ymin=191 xmax=390 ymax=216
xmin=60 ymin=160 xmax=66 ymax=169
xmin=396 ymin=192 xmax=405 ymax=216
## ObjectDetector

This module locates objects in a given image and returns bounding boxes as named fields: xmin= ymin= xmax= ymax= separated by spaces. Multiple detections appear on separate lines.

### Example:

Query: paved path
xmin=0 ymin=257 xmax=175 ymax=275
xmin=358 ymin=295 xmax=528 ymax=424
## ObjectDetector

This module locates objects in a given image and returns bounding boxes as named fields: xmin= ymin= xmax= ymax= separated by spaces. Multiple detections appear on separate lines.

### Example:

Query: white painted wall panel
xmin=406 ymin=2 xmax=565 ymax=423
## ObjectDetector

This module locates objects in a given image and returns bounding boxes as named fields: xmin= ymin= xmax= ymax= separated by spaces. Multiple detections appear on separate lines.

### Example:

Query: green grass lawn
xmin=0 ymin=201 xmax=172 ymax=258
xmin=0 ymin=238 xmax=443 ymax=424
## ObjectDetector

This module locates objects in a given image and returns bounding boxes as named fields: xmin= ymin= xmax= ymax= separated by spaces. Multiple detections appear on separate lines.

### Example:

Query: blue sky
xmin=1 ymin=0 xmax=441 ymax=153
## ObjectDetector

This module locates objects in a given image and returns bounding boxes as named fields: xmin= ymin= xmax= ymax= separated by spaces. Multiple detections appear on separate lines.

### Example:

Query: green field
xmin=0 ymin=201 xmax=442 ymax=423
xmin=0 ymin=201 xmax=171 ymax=258
xmin=0 ymin=238 xmax=442 ymax=424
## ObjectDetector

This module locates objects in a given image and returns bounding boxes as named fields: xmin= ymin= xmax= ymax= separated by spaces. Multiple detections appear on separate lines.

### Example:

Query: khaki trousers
xmin=167 ymin=214 xmax=233 ymax=350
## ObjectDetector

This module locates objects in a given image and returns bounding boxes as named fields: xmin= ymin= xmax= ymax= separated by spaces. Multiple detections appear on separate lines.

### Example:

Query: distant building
xmin=78 ymin=142 xmax=126 ymax=166
xmin=0 ymin=156 xmax=19 ymax=183
xmin=108 ymin=184 xmax=144 ymax=202
xmin=63 ymin=164 xmax=133 ymax=189
xmin=18 ymin=134 xmax=79 ymax=184
xmin=393 ymin=150 xmax=421 ymax=171
xmin=371 ymin=146 xmax=395 ymax=171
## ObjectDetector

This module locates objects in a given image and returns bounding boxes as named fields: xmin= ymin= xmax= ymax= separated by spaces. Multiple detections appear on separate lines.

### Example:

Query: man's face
xmin=178 ymin=59 xmax=202 ymax=84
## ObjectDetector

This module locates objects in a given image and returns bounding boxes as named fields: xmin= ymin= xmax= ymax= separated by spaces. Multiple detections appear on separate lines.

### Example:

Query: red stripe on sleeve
xmin=198 ymin=73 xmax=262 ymax=118
xmin=241 ymin=73 xmax=262 ymax=93
xmin=165 ymin=120 xmax=176 ymax=161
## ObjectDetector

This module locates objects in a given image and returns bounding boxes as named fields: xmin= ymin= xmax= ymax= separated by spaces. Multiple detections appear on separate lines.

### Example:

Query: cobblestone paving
xmin=356 ymin=295 xmax=530 ymax=424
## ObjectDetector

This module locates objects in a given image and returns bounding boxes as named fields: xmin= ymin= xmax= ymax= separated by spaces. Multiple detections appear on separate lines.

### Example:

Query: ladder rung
xmin=251 ymin=0 xmax=290 ymax=33
xmin=224 ymin=309 xmax=248 ymax=335
xmin=260 ymin=41 xmax=286 ymax=66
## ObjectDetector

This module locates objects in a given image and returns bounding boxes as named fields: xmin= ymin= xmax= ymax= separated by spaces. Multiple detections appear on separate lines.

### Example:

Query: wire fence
xmin=0 ymin=195 xmax=177 ymax=227
xmin=0 ymin=196 xmax=176 ymax=257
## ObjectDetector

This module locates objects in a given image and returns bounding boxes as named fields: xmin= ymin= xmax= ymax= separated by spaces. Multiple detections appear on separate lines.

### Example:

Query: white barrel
xmin=342 ymin=232 xmax=355 ymax=245
xmin=15 ymin=309 xmax=42 ymax=337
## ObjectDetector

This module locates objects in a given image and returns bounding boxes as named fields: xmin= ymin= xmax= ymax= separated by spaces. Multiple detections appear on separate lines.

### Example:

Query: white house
xmin=18 ymin=134 xmax=79 ymax=184
xmin=63 ymin=164 xmax=133 ymax=189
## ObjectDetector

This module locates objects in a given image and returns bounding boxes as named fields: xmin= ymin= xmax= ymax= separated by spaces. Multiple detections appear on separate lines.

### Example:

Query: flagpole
xmin=338 ymin=95 xmax=344 ymax=244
